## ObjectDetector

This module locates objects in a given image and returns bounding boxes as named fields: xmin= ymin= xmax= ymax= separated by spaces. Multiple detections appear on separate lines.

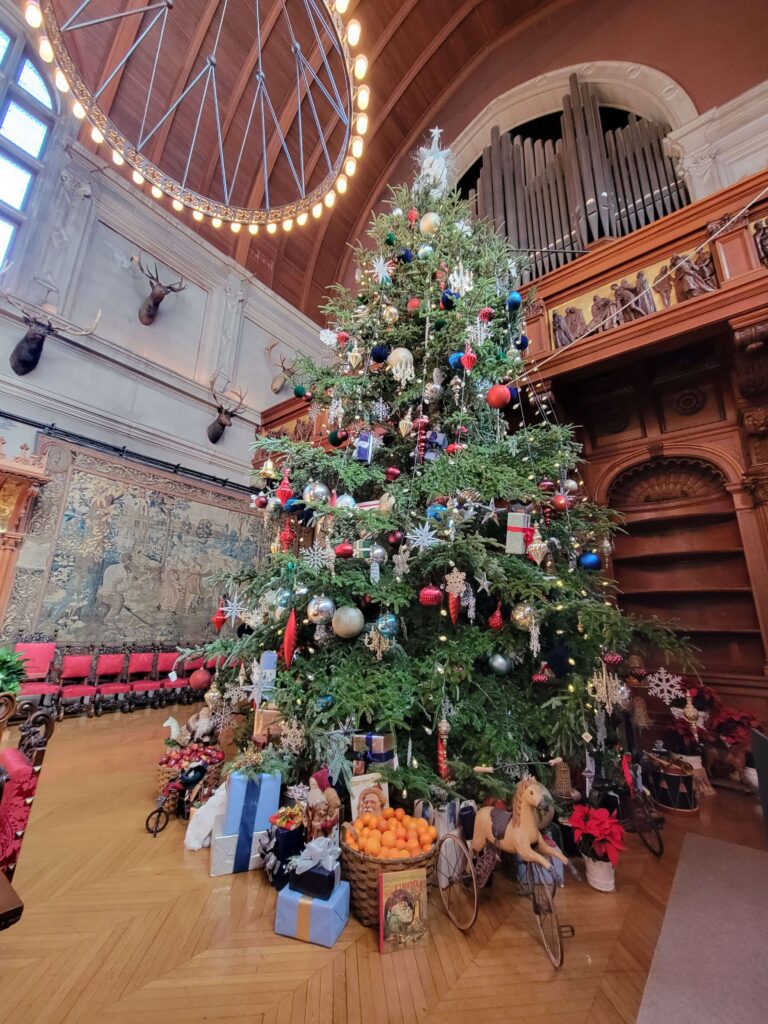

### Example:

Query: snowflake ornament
xmin=301 ymin=542 xmax=337 ymax=572
xmin=444 ymin=567 xmax=466 ymax=597
xmin=647 ymin=667 xmax=685 ymax=705
xmin=279 ymin=718 xmax=306 ymax=757
xmin=222 ymin=593 xmax=246 ymax=624
xmin=319 ymin=328 xmax=337 ymax=347
xmin=460 ymin=581 xmax=476 ymax=622
xmin=370 ymin=398 xmax=391 ymax=422
xmin=588 ymin=664 xmax=622 ymax=715
xmin=406 ymin=521 xmax=441 ymax=551
xmin=448 ymin=262 xmax=474 ymax=296
xmin=364 ymin=627 xmax=391 ymax=661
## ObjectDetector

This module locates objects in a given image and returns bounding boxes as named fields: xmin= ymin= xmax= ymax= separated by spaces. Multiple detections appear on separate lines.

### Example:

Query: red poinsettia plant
xmin=567 ymin=805 xmax=626 ymax=866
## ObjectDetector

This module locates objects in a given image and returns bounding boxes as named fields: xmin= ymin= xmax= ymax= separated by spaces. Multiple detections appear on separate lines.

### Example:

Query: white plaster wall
xmin=0 ymin=6 xmax=321 ymax=484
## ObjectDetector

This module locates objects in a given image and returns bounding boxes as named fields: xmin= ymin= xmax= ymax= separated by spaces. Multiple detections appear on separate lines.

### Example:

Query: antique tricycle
xmin=435 ymin=759 xmax=577 ymax=968
xmin=145 ymin=760 xmax=209 ymax=836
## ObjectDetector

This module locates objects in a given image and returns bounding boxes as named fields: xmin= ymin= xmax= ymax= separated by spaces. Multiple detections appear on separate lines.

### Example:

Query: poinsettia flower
xmin=567 ymin=803 xmax=591 ymax=843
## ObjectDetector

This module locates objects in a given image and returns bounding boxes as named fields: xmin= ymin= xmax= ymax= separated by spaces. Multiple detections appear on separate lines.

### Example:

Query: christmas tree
xmin=200 ymin=133 xmax=684 ymax=798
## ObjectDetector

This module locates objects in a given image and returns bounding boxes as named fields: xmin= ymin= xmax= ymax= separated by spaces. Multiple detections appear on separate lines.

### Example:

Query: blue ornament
xmin=275 ymin=587 xmax=293 ymax=608
xmin=417 ymin=244 xmax=433 ymax=260
xmin=283 ymin=497 xmax=300 ymax=512
xmin=507 ymin=386 xmax=519 ymax=400
xmin=399 ymin=248 xmax=413 ymax=264
xmin=370 ymin=343 xmax=391 ymax=363
xmin=441 ymin=289 xmax=458 ymax=310
xmin=507 ymin=290 xmax=523 ymax=311
xmin=514 ymin=334 xmax=530 ymax=351
xmin=577 ymin=551 xmax=603 ymax=571
xmin=315 ymin=695 xmax=334 ymax=711
xmin=448 ymin=351 xmax=463 ymax=370
xmin=426 ymin=503 xmax=447 ymax=520
xmin=376 ymin=612 xmax=399 ymax=638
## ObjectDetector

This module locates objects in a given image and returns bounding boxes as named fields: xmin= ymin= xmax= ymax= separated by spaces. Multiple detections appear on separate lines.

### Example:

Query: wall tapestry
xmin=2 ymin=440 xmax=270 ymax=646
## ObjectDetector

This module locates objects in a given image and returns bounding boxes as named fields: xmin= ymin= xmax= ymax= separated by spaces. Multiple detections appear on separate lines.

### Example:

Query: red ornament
xmin=488 ymin=601 xmax=504 ymax=630
xmin=419 ymin=584 xmax=442 ymax=607
xmin=413 ymin=416 xmax=429 ymax=463
xmin=275 ymin=472 xmax=293 ymax=505
xmin=552 ymin=493 xmax=572 ymax=513
xmin=304 ymin=391 xmax=314 ymax=402
xmin=362 ymin=593 xmax=373 ymax=606
xmin=461 ymin=349 xmax=477 ymax=372
xmin=478 ymin=306 xmax=495 ymax=323
xmin=337 ymin=331 xmax=350 ymax=347
xmin=538 ymin=479 xmax=556 ymax=493
xmin=437 ymin=720 xmax=451 ymax=782
xmin=282 ymin=609 xmax=297 ymax=667
xmin=385 ymin=466 xmax=401 ymax=483
xmin=542 ymin=507 xmax=552 ymax=528
xmin=406 ymin=297 xmax=421 ymax=314
xmin=211 ymin=607 xmax=227 ymax=633
xmin=455 ymin=425 xmax=468 ymax=436
xmin=448 ymin=593 xmax=460 ymax=625
xmin=602 ymin=652 xmax=624 ymax=667
xmin=254 ymin=494 xmax=268 ymax=509
xmin=335 ymin=541 xmax=354 ymax=558
xmin=446 ymin=442 xmax=465 ymax=455
xmin=407 ymin=207 xmax=419 ymax=225
xmin=189 ymin=668 xmax=212 ymax=692
xmin=387 ymin=530 xmax=404 ymax=546
xmin=532 ymin=669 xmax=550 ymax=685
xmin=280 ymin=521 xmax=295 ymax=552
xmin=487 ymin=384 xmax=512 ymax=409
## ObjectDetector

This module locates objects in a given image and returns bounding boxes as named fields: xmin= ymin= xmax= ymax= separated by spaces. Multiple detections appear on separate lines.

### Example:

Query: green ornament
xmin=293 ymin=384 xmax=306 ymax=398
xmin=434 ymin=318 xmax=446 ymax=331
xmin=385 ymin=231 xmax=397 ymax=245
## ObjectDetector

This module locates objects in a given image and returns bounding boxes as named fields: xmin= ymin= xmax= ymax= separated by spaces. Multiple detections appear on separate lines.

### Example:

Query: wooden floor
xmin=0 ymin=710 xmax=765 ymax=1024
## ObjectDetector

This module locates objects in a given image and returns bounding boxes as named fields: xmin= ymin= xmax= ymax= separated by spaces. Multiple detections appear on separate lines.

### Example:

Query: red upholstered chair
xmin=57 ymin=648 xmax=96 ymax=718
xmin=14 ymin=642 xmax=60 ymax=717
xmin=93 ymin=649 xmax=129 ymax=715
xmin=126 ymin=650 xmax=160 ymax=710
xmin=0 ymin=709 xmax=56 ymax=887
xmin=156 ymin=651 xmax=188 ymax=706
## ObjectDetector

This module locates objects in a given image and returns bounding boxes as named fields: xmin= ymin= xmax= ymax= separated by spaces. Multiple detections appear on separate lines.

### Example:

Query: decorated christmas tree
xmin=200 ymin=132 xmax=683 ymax=799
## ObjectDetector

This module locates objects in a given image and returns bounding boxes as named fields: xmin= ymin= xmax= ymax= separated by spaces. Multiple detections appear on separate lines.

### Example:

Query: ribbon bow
xmin=291 ymin=837 xmax=339 ymax=874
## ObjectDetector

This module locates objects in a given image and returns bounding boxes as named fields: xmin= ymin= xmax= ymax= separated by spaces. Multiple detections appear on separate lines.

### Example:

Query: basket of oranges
xmin=341 ymin=806 xmax=438 ymax=927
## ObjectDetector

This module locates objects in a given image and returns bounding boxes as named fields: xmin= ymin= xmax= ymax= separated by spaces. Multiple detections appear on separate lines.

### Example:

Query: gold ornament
xmin=259 ymin=458 xmax=279 ymax=480
xmin=364 ymin=627 xmax=391 ymax=660
xmin=631 ymin=695 xmax=651 ymax=729
xmin=419 ymin=211 xmax=441 ymax=236
xmin=378 ymin=492 xmax=396 ymax=514
xmin=348 ymin=341 xmax=363 ymax=370
xmin=526 ymin=526 xmax=549 ymax=566
xmin=398 ymin=408 xmax=414 ymax=437
xmin=382 ymin=304 xmax=399 ymax=325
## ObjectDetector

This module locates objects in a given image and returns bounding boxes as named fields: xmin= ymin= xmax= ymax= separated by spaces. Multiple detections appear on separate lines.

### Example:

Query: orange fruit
xmin=402 ymin=815 xmax=412 ymax=828
xmin=406 ymin=829 xmax=418 ymax=844
xmin=387 ymin=818 xmax=398 ymax=831
xmin=394 ymin=808 xmax=405 ymax=821
xmin=426 ymin=825 xmax=438 ymax=841
xmin=362 ymin=812 xmax=374 ymax=826
xmin=369 ymin=828 xmax=382 ymax=841
xmin=406 ymin=838 xmax=420 ymax=854
xmin=419 ymin=833 xmax=431 ymax=848
xmin=381 ymin=831 xmax=396 ymax=849
xmin=415 ymin=818 xmax=427 ymax=833
xmin=361 ymin=827 xmax=371 ymax=839
xmin=354 ymin=818 xmax=364 ymax=831
xmin=395 ymin=838 xmax=407 ymax=850
xmin=376 ymin=817 xmax=388 ymax=833
xmin=395 ymin=826 xmax=407 ymax=840
xmin=383 ymin=807 xmax=395 ymax=819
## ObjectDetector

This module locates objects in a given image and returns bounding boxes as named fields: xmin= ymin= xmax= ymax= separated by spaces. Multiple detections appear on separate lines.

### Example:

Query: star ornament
xmin=481 ymin=500 xmax=500 ymax=526
xmin=222 ymin=593 xmax=246 ymax=624
xmin=474 ymin=571 xmax=492 ymax=594
xmin=372 ymin=255 xmax=393 ymax=285
xmin=406 ymin=521 xmax=441 ymax=551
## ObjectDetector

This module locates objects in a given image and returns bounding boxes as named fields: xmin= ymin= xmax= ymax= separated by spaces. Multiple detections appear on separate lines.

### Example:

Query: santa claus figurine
xmin=306 ymin=767 xmax=342 ymax=842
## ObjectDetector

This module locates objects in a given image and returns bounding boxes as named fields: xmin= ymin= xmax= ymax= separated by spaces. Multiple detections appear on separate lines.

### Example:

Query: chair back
xmin=94 ymin=649 xmax=126 ymax=682
xmin=14 ymin=643 xmax=56 ymax=681
xmin=127 ymin=651 xmax=156 ymax=680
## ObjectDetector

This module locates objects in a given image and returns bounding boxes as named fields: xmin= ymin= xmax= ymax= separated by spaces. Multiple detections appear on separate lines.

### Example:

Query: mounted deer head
xmin=1 ymin=273 xmax=101 ymax=375
xmin=207 ymin=372 xmax=247 ymax=444
xmin=265 ymin=340 xmax=297 ymax=394
xmin=133 ymin=253 xmax=186 ymax=325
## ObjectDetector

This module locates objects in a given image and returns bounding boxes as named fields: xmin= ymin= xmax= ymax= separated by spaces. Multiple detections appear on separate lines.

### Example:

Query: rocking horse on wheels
xmin=436 ymin=762 xmax=577 ymax=968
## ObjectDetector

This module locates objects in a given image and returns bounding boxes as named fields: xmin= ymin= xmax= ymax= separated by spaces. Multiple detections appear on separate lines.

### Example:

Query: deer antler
xmin=133 ymin=253 xmax=159 ymax=284
xmin=209 ymin=371 xmax=247 ymax=412
xmin=167 ymin=276 xmax=186 ymax=293
xmin=1 ymin=284 xmax=100 ymax=336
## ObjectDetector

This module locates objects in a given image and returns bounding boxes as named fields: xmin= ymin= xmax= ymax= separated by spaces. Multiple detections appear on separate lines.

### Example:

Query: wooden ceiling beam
xmin=198 ymin=1 xmax=284 ymax=203
xmin=146 ymin=0 xmax=222 ymax=165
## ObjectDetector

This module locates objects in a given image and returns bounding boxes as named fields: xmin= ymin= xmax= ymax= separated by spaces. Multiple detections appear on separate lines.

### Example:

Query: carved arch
xmin=608 ymin=457 xmax=726 ymax=510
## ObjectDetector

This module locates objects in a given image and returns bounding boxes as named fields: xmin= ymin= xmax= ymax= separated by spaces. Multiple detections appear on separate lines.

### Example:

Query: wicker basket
xmin=341 ymin=843 xmax=438 ymax=927
xmin=155 ymin=760 xmax=223 ymax=815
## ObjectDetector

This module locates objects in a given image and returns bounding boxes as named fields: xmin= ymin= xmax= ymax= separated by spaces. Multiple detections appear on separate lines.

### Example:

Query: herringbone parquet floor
xmin=1 ymin=709 xmax=764 ymax=1024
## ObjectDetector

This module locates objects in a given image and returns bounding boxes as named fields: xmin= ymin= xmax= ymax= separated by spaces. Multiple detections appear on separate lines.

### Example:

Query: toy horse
xmin=471 ymin=775 xmax=569 ymax=870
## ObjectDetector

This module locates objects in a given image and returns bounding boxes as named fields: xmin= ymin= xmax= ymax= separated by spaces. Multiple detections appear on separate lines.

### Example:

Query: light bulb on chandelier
xmin=132 ymin=170 xmax=144 ymax=185
xmin=38 ymin=36 xmax=53 ymax=63
xmin=151 ymin=185 xmax=163 ymax=200
xmin=353 ymin=54 xmax=368 ymax=80
xmin=24 ymin=1 xmax=42 ymax=28
xmin=346 ymin=20 xmax=361 ymax=46
xmin=230 ymin=221 xmax=241 ymax=232
xmin=90 ymin=126 xmax=104 ymax=144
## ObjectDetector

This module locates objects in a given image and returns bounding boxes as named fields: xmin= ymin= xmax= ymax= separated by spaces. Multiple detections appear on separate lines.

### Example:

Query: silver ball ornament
xmin=392 ymin=207 xmax=403 ymax=218
xmin=563 ymin=478 xmax=579 ymax=494
xmin=335 ymin=493 xmax=357 ymax=511
xmin=294 ymin=583 xmax=309 ymax=597
xmin=275 ymin=587 xmax=293 ymax=608
xmin=417 ymin=244 xmax=433 ymax=260
xmin=419 ymin=211 xmax=440 ymax=236
xmin=331 ymin=606 xmax=365 ymax=638
xmin=510 ymin=601 xmax=535 ymax=630
xmin=307 ymin=594 xmax=336 ymax=624
xmin=489 ymin=653 xmax=513 ymax=676
xmin=303 ymin=480 xmax=331 ymax=505
xmin=370 ymin=542 xmax=388 ymax=564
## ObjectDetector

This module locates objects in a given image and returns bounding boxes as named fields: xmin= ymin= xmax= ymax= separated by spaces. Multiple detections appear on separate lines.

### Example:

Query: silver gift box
xmin=209 ymin=813 xmax=268 ymax=877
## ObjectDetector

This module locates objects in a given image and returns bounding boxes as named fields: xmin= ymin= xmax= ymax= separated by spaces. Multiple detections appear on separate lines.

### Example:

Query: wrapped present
xmin=209 ymin=813 xmax=267 ymax=876
xmin=260 ymin=823 xmax=306 ymax=890
xmin=222 ymin=771 xmax=281 ymax=837
xmin=275 ymin=880 xmax=350 ymax=947
xmin=352 ymin=732 xmax=395 ymax=756
xmin=288 ymin=838 xmax=341 ymax=901
xmin=505 ymin=508 xmax=533 ymax=555
xmin=354 ymin=431 xmax=374 ymax=463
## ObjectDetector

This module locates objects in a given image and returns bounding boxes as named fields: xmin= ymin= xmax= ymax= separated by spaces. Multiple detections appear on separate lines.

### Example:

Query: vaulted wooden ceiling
xmin=68 ymin=0 xmax=577 ymax=319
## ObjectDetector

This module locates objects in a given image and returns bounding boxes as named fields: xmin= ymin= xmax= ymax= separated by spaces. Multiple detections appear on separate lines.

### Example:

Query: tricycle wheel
xmin=145 ymin=808 xmax=169 ymax=836
xmin=437 ymin=832 xmax=478 ymax=931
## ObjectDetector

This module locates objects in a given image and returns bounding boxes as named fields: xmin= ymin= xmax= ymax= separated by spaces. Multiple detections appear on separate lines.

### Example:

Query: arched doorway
xmin=608 ymin=457 xmax=766 ymax=678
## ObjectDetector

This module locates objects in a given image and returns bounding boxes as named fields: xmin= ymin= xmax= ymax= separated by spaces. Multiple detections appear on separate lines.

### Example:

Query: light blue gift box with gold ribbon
xmin=274 ymin=879 xmax=350 ymax=947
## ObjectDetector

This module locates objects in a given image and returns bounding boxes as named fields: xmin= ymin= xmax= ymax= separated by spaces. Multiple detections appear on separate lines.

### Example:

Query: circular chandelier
xmin=24 ymin=0 xmax=370 ymax=232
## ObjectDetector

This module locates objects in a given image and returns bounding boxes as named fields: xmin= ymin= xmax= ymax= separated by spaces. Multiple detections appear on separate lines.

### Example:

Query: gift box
xmin=210 ymin=814 xmax=267 ymax=876
xmin=354 ymin=432 xmax=374 ymax=463
xmin=260 ymin=824 xmax=306 ymax=890
xmin=275 ymin=881 xmax=350 ymax=947
xmin=352 ymin=732 xmax=395 ymax=755
xmin=222 ymin=771 xmax=281 ymax=837
xmin=288 ymin=837 xmax=341 ymax=901
xmin=505 ymin=509 xmax=533 ymax=555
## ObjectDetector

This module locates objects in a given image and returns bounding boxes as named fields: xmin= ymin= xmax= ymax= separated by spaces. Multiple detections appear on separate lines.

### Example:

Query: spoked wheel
xmin=145 ymin=807 xmax=170 ymax=836
xmin=631 ymin=794 xmax=664 ymax=857
xmin=527 ymin=863 xmax=564 ymax=968
xmin=437 ymin=833 xmax=478 ymax=931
